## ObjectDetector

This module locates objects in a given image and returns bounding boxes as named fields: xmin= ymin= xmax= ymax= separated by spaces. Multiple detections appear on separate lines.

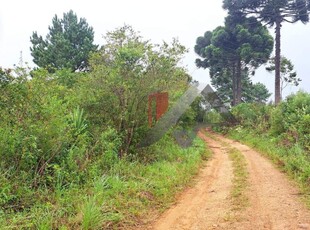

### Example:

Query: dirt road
xmin=151 ymin=130 xmax=310 ymax=230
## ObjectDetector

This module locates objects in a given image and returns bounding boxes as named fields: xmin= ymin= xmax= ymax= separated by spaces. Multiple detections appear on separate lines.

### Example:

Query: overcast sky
xmin=1 ymin=0 xmax=310 ymax=99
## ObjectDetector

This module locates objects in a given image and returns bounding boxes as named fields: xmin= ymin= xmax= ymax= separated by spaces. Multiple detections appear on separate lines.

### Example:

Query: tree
xmin=223 ymin=0 xmax=309 ymax=104
xmin=30 ymin=10 xmax=98 ymax=72
xmin=211 ymin=71 xmax=271 ymax=103
xmin=266 ymin=56 xmax=301 ymax=99
xmin=0 ymin=68 xmax=13 ymax=87
xmin=195 ymin=15 xmax=273 ymax=105
xmin=81 ymin=25 xmax=189 ymax=157
xmin=244 ymin=82 xmax=272 ymax=103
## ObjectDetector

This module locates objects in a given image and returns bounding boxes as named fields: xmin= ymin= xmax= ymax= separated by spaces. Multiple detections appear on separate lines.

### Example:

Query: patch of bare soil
xmin=149 ymin=130 xmax=310 ymax=230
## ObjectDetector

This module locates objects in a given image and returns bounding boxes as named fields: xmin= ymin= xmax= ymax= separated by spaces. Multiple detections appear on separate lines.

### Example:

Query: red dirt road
xmin=151 ymin=130 xmax=310 ymax=230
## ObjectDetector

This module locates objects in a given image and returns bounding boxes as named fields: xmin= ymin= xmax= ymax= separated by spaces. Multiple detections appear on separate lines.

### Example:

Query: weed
xmin=228 ymin=147 xmax=249 ymax=210
xmin=81 ymin=196 xmax=103 ymax=230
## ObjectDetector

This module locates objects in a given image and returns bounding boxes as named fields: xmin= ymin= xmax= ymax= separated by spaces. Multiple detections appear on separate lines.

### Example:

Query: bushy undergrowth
xmin=230 ymin=91 xmax=310 ymax=151
xmin=225 ymin=92 xmax=310 ymax=203
xmin=0 ymin=26 xmax=207 ymax=229
xmin=0 ymin=134 xmax=208 ymax=229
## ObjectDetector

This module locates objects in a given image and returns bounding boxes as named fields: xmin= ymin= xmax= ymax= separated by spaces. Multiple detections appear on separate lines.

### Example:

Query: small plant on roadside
xmin=81 ymin=196 xmax=103 ymax=230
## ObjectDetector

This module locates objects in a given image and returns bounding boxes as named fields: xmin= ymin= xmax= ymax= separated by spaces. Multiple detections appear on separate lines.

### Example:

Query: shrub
xmin=231 ymin=103 xmax=273 ymax=132
xmin=271 ymin=91 xmax=310 ymax=150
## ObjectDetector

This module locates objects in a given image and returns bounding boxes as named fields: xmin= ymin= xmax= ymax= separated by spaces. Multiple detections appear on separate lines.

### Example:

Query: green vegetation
xmin=227 ymin=147 xmax=248 ymax=210
xmin=30 ymin=10 xmax=98 ymax=72
xmin=1 ymin=2 xmax=310 ymax=228
xmin=223 ymin=0 xmax=310 ymax=104
xmin=0 ymin=24 xmax=209 ymax=229
xmin=266 ymin=56 xmax=300 ymax=100
xmin=195 ymin=0 xmax=310 ymax=105
xmin=86 ymin=25 xmax=189 ymax=156
xmin=231 ymin=91 xmax=310 ymax=151
xmin=225 ymin=91 xmax=310 ymax=205
xmin=0 ymin=135 xmax=208 ymax=229
xmin=195 ymin=13 xmax=273 ymax=105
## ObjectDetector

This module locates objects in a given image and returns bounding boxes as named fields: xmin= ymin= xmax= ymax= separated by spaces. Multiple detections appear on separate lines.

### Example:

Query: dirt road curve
xmin=151 ymin=130 xmax=310 ymax=230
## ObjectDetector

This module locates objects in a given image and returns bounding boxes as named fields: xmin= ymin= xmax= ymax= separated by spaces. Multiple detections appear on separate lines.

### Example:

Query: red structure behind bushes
xmin=148 ymin=92 xmax=168 ymax=127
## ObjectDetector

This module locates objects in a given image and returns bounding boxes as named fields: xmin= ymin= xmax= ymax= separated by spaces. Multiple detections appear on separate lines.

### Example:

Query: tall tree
xmin=266 ymin=56 xmax=301 ymax=99
xmin=223 ymin=0 xmax=309 ymax=104
xmin=211 ymin=70 xmax=271 ymax=103
xmin=82 ymin=25 xmax=189 ymax=157
xmin=195 ymin=15 xmax=273 ymax=105
xmin=30 ymin=10 xmax=98 ymax=72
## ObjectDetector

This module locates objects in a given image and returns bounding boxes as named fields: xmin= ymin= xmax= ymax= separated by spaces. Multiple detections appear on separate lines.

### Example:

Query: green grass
xmin=202 ymin=130 xmax=249 ymax=210
xmin=228 ymin=127 xmax=310 ymax=208
xmin=227 ymin=147 xmax=248 ymax=210
xmin=0 ymin=134 xmax=211 ymax=229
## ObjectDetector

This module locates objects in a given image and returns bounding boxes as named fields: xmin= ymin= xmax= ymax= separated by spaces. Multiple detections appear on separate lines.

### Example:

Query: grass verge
xmin=228 ymin=127 xmax=310 ymax=208
xmin=204 ymin=130 xmax=249 ymax=211
xmin=0 ymin=133 xmax=211 ymax=229
xmin=227 ymin=147 xmax=248 ymax=210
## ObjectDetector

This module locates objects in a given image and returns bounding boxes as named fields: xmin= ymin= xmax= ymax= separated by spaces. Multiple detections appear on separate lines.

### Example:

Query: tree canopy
xmin=195 ymin=14 xmax=273 ymax=105
xmin=213 ymin=71 xmax=272 ymax=104
xmin=223 ymin=0 xmax=310 ymax=104
xmin=266 ymin=56 xmax=301 ymax=99
xmin=82 ymin=25 xmax=190 ymax=156
xmin=30 ymin=10 xmax=98 ymax=72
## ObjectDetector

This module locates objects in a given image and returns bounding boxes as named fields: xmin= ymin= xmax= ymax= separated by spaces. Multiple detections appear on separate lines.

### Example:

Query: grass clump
xmin=227 ymin=147 xmax=248 ymax=210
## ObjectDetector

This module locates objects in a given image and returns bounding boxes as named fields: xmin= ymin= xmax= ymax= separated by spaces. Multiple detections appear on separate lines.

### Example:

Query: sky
xmin=1 ymin=0 xmax=310 ymax=100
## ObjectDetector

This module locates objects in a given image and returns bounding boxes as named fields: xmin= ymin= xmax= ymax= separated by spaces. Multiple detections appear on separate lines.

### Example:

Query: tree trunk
xmin=236 ymin=59 xmax=242 ymax=105
xmin=117 ymin=89 xmax=126 ymax=158
xmin=275 ymin=19 xmax=282 ymax=105
xmin=232 ymin=65 xmax=237 ymax=106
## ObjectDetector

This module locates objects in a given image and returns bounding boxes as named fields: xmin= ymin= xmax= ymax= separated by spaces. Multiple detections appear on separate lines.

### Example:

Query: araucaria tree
xmin=195 ymin=15 xmax=273 ymax=105
xmin=223 ymin=0 xmax=310 ymax=104
xmin=30 ymin=10 xmax=98 ymax=72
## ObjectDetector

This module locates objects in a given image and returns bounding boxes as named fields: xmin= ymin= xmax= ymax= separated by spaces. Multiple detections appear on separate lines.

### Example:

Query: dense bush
xmin=78 ymin=25 xmax=190 ymax=157
xmin=205 ymin=109 xmax=227 ymax=124
xmin=0 ymin=26 xmax=200 ymax=227
xmin=0 ymin=62 xmax=207 ymax=227
xmin=0 ymin=69 xmax=92 ymax=210
xmin=230 ymin=92 xmax=310 ymax=151
xmin=227 ymin=92 xmax=310 ymax=197
xmin=231 ymin=102 xmax=273 ymax=132
xmin=271 ymin=92 xmax=310 ymax=150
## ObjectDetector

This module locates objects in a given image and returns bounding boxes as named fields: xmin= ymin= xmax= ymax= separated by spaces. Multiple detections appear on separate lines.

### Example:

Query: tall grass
xmin=1 ymin=134 xmax=210 ymax=229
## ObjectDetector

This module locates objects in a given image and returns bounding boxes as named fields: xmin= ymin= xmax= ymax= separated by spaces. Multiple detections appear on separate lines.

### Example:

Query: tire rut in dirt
xmin=212 ymin=132 xmax=310 ymax=230
xmin=152 ymin=131 xmax=233 ymax=229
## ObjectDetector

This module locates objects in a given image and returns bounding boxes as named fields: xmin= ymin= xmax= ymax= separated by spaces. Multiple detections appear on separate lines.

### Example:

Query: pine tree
xmin=30 ymin=10 xmax=98 ymax=72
